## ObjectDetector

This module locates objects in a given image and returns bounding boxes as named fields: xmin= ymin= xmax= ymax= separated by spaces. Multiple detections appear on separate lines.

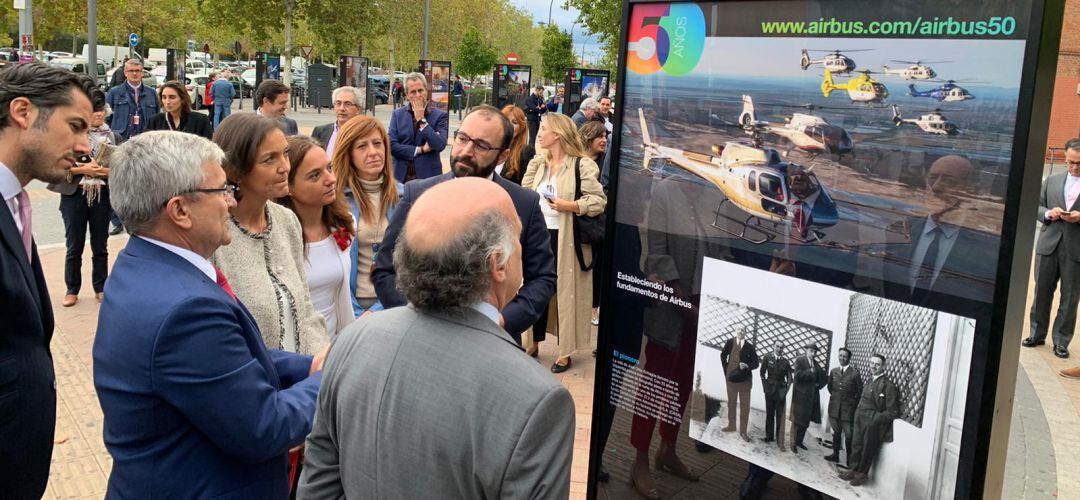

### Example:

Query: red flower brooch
xmin=331 ymin=227 xmax=352 ymax=251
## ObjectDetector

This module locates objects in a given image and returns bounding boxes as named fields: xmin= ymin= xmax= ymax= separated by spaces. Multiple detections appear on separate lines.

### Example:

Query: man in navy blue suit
xmin=373 ymin=105 xmax=555 ymax=342
xmin=388 ymin=72 xmax=449 ymax=182
xmin=0 ymin=62 xmax=98 ymax=500
xmin=94 ymin=131 xmax=326 ymax=499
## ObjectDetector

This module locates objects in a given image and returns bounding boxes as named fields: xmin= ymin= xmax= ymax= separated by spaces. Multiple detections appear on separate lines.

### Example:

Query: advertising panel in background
xmin=420 ymin=60 xmax=452 ymax=112
xmin=492 ymin=64 xmax=531 ymax=109
xmin=339 ymin=56 xmax=370 ymax=112
xmin=563 ymin=68 xmax=610 ymax=117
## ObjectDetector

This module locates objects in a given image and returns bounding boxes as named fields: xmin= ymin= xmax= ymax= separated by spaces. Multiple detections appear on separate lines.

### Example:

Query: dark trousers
xmin=206 ymin=101 xmax=215 ymax=126
xmin=630 ymin=323 xmax=697 ymax=452
xmin=60 ymin=188 xmax=111 ymax=294
xmin=850 ymin=409 xmax=884 ymax=474
xmin=1029 ymin=250 xmax=1080 ymax=349
xmin=763 ymin=393 xmax=786 ymax=445
xmin=793 ymin=424 xmax=808 ymax=447
xmin=829 ymin=415 xmax=855 ymax=463
xmin=531 ymin=229 xmax=559 ymax=343
xmin=528 ymin=120 xmax=540 ymax=146
xmin=726 ymin=380 xmax=751 ymax=433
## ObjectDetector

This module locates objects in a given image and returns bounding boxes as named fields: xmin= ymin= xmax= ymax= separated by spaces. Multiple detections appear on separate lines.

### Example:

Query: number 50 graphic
xmin=627 ymin=3 xmax=706 ymax=75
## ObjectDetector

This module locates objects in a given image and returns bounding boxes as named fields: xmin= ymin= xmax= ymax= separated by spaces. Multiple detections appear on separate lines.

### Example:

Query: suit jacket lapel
xmin=0 ymin=203 xmax=41 ymax=308
xmin=1052 ymin=173 xmax=1068 ymax=210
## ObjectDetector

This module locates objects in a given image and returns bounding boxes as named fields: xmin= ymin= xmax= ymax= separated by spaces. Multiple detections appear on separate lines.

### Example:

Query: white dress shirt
xmin=470 ymin=301 xmax=501 ymax=327
xmin=1064 ymin=174 xmax=1080 ymax=210
xmin=140 ymin=236 xmax=216 ymax=281
xmin=0 ymin=162 xmax=25 ymax=235
xmin=908 ymin=215 xmax=960 ymax=290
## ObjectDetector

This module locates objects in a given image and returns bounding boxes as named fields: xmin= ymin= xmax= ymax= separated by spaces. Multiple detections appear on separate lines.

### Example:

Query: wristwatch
xmin=417 ymin=118 xmax=427 ymax=126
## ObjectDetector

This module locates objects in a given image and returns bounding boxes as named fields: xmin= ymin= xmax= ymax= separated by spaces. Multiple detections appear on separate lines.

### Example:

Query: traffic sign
xmin=203 ymin=43 xmax=210 ymax=54
xmin=188 ymin=39 xmax=196 ymax=52
xmin=129 ymin=33 xmax=139 ymax=47
xmin=505 ymin=53 xmax=519 ymax=64
xmin=300 ymin=45 xmax=313 ymax=59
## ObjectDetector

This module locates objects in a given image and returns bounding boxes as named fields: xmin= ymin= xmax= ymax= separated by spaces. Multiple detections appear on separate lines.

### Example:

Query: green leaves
xmin=456 ymin=27 xmax=497 ymax=79
xmin=540 ymin=24 xmax=574 ymax=81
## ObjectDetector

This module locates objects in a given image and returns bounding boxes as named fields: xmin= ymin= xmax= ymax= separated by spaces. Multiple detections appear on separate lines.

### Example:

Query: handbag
xmin=571 ymin=157 xmax=605 ymax=271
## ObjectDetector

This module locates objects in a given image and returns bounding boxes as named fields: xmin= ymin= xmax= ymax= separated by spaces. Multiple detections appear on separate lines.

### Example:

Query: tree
xmin=540 ymin=24 xmax=574 ymax=82
xmin=455 ymin=27 xmax=496 ymax=80
xmin=563 ymin=0 xmax=621 ymax=74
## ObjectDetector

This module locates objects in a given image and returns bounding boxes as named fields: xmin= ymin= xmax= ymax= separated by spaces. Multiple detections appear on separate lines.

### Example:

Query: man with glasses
xmin=373 ymin=105 xmax=556 ymax=343
xmin=94 ymin=131 xmax=326 ymax=498
xmin=106 ymin=58 xmax=160 ymax=235
xmin=312 ymin=86 xmax=362 ymax=158
xmin=1025 ymin=138 xmax=1080 ymax=358
xmin=388 ymin=72 xmax=449 ymax=182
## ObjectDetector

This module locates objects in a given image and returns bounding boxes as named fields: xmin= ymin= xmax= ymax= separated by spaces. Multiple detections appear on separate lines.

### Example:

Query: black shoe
xmin=695 ymin=440 xmax=714 ymax=453
xmin=824 ymin=454 xmax=839 ymax=463
xmin=760 ymin=436 xmax=774 ymax=443
xmin=550 ymin=357 xmax=572 ymax=373
xmin=1054 ymin=346 xmax=1070 ymax=358
xmin=109 ymin=224 xmax=124 ymax=236
xmin=797 ymin=443 xmax=808 ymax=450
xmin=598 ymin=463 xmax=610 ymax=483
xmin=1022 ymin=336 xmax=1045 ymax=347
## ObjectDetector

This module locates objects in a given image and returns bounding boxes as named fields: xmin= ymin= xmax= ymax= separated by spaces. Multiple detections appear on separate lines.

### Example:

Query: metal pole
xmin=547 ymin=0 xmax=554 ymax=26
xmin=421 ymin=0 xmax=431 ymax=59
xmin=17 ymin=0 xmax=34 ymax=62
xmin=88 ymin=0 xmax=98 ymax=85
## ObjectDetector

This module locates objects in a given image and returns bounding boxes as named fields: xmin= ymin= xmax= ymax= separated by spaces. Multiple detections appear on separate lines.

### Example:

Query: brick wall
xmin=1047 ymin=0 xmax=1080 ymax=155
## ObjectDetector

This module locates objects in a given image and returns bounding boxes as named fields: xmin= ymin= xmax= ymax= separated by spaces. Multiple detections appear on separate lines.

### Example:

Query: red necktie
xmin=214 ymin=266 xmax=237 ymax=301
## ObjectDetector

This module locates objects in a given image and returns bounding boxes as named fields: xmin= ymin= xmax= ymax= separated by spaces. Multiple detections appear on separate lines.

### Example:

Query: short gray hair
xmin=579 ymin=97 xmax=600 ymax=111
xmin=332 ymin=86 xmax=361 ymax=105
xmin=1066 ymin=137 xmax=1080 ymax=152
xmin=394 ymin=208 xmax=516 ymax=312
xmin=124 ymin=59 xmax=143 ymax=69
xmin=404 ymin=72 xmax=428 ymax=90
xmin=110 ymin=131 xmax=225 ymax=235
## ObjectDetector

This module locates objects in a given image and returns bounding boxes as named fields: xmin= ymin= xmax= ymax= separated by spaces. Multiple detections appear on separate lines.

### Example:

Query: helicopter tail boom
xmin=891 ymin=105 xmax=903 ymax=126
xmin=638 ymin=108 xmax=654 ymax=169
xmin=739 ymin=95 xmax=758 ymax=127
xmin=800 ymin=49 xmax=811 ymax=70
xmin=821 ymin=68 xmax=835 ymax=97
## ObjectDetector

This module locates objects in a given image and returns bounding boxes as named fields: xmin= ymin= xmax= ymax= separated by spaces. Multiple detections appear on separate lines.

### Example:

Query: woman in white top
xmin=521 ymin=112 xmax=606 ymax=373
xmin=277 ymin=135 xmax=358 ymax=336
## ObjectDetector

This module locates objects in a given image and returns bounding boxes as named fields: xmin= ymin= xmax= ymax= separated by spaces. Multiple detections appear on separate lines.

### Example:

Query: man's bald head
xmin=927 ymin=155 xmax=973 ymax=200
xmin=395 ymin=178 xmax=521 ymax=312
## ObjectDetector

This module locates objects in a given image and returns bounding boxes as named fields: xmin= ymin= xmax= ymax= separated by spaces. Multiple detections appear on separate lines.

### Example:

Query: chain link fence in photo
xmin=699 ymin=295 xmax=832 ymax=371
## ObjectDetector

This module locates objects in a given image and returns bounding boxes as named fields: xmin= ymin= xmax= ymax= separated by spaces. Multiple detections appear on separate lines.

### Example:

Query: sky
xmin=509 ymin=0 xmax=606 ymax=63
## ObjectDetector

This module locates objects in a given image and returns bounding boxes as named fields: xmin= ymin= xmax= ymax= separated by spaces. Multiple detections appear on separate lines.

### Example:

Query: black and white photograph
xmin=689 ymin=257 xmax=974 ymax=499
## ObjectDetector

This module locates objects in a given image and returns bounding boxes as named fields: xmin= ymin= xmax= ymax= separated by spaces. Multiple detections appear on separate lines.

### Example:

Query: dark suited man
xmin=721 ymin=325 xmax=759 ymax=441
xmin=841 ymin=354 xmax=900 ymax=487
xmin=0 ymin=63 xmax=97 ymax=499
xmin=790 ymin=343 xmax=826 ymax=453
xmin=524 ymin=85 xmax=546 ymax=145
xmin=311 ymin=86 xmax=362 ymax=158
xmin=373 ymin=106 xmax=555 ymax=341
xmin=825 ymin=347 xmax=862 ymax=467
xmin=254 ymin=79 xmax=299 ymax=136
xmin=1025 ymin=138 xmax=1080 ymax=358
xmin=759 ymin=340 xmax=793 ymax=450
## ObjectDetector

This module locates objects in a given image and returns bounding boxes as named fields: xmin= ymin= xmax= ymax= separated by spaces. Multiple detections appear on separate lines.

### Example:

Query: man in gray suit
xmin=311 ymin=86 xmax=362 ymax=157
xmin=1024 ymin=138 xmax=1080 ymax=358
xmin=298 ymin=177 xmax=575 ymax=499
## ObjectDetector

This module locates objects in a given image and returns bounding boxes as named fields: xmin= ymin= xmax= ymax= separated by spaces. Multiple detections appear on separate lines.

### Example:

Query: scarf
xmin=82 ymin=123 xmax=114 ymax=205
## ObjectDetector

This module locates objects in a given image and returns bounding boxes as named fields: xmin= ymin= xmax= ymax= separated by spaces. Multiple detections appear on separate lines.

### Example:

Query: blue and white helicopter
xmin=907 ymin=80 xmax=975 ymax=102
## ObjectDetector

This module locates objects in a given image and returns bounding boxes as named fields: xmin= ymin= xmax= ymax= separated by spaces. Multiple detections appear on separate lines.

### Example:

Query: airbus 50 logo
xmin=627 ymin=3 xmax=705 ymax=75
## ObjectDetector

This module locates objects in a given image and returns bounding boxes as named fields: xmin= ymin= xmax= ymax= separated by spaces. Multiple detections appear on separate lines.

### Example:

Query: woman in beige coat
xmin=521 ymin=112 xmax=606 ymax=373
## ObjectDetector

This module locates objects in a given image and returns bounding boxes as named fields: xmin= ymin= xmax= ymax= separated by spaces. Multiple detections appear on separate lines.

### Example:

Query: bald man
xmin=298 ymin=178 xmax=575 ymax=499
xmin=897 ymin=155 xmax=996 ymax=309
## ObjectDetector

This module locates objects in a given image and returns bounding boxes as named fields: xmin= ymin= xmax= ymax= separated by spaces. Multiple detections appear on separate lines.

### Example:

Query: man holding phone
xmin=1025 ymin=138 xmax=1080 ymax=358
xmin=388 ymin=73 xmax=449 ymax=183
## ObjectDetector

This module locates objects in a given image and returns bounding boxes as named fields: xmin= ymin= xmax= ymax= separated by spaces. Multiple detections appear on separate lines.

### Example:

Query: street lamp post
xmin=547 ymin=0 xmax=555 ymax=26
xmin=422 ymin=0 xmax=431 ymax=59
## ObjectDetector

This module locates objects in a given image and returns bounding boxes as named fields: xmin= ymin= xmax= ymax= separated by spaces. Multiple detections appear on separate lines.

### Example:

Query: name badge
xmin=132 ymin=114 xmax=140 ymax=126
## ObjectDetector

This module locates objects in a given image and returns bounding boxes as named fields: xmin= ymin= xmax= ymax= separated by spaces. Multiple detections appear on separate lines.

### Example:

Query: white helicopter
xmin=891 ymin=105 xmax=960 ymax=135
xmin=881 ymin=60 xmax=948 ymax=80
xmin=638 ymin=108 xmax=839 ymax=243
xmin=800 ymin=49 xmax=871 ymax=74
xmin=737 ymin=95 xmax=854 ymax=158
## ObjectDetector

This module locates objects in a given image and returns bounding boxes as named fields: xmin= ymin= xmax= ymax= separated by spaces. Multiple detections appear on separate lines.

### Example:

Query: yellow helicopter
xmin=821 ymin=68 xmax=889 ymax=104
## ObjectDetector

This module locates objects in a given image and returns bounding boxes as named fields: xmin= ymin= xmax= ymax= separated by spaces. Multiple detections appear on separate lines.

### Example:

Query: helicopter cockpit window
xmin=758 ymin=173 xmax=784 ymax=202
xmin=748 ymin=171 xmax=757 ymax=191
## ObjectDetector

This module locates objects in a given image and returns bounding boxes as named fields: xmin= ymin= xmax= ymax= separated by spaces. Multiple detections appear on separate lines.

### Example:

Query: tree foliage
xmin=540 ymin=24 xmax=573 ymax=82
xmin=456 ymin=27 xmax=497 ymax=79
xmin=562 ymin=0 xmax=621 ymax=73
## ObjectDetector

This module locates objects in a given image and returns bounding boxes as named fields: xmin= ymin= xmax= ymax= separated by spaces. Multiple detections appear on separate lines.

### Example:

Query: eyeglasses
xmin=180 ymin=184 xmax=237 ymax=200
xmin=452 ymin=131 xmax=504 ymax=154
xmin=333 ymin=100 xmax=358 ymax=108
xmin=1066 ymin=160 xmax=1080 ymax=167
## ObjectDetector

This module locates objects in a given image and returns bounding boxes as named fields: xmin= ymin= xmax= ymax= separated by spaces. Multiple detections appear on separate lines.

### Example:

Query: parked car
xmin=241 ymin=69 xmax=256 ymax=88
xmin=229 ymin=75 xmax=254 ymax=98
xmin=49 ymin=57 xmax=109 ymax=90
xmin=372 ymin=86 xmax=389 ymax=105
xmin=189 ymin=76 xmax=210 ymax=109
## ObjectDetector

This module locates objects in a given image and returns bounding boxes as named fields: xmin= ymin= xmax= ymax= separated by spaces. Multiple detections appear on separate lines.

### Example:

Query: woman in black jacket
xmin=146 ymin=80 xmax=213 ymax=139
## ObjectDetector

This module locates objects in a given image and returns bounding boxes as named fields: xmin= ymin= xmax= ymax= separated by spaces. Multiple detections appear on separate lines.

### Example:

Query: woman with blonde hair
xmin=521 ymin=112 xmax=606 ymax=372
xmin=331 ymin=115 xmax=404 ymax=315
xmin=498 ymin=104 xmax=535 ymax=185
xmin=212 ymin=113 xmax=329 ymax=355
xmin=276 ymin=135 xmax=358 ymax=336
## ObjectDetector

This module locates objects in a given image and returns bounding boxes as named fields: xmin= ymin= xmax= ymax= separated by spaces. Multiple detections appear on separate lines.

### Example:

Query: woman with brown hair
xmin=498 ymin=104 xmax=535 ymax=185
xmin=331 ymin=115 xmax=404 ymax=315
xmin=277 ymin=135 xmax=358 ymax=336
xmin=578 ymin=120 xmax=608 ymax=325
xmin=211 ymin=113 xmax=329 ymax=355
xmin=521 ymin=112 xmax=606 ymax=372
xmin=146 ymin=80 xmax=213 ymax=139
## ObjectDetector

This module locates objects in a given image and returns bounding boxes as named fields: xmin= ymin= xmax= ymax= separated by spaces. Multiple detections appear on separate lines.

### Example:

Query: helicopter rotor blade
xmin=805 ymin=49 xmax=874 ymax=53
xmin=890 ymin=59 xmax=952 ymax=64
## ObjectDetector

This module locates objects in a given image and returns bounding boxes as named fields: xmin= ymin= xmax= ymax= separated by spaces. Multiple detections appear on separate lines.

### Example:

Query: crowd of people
xmin=0 ymin=62 xmax=615 ymax=498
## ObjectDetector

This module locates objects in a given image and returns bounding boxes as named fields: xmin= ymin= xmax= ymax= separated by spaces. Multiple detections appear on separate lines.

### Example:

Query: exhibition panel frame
xmin=590 ymin=0 xmax=1064 ymax=498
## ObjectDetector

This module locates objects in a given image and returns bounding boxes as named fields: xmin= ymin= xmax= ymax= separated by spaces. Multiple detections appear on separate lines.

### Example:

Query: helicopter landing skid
xmin=711 ymin=202 xmax=775 ymax=245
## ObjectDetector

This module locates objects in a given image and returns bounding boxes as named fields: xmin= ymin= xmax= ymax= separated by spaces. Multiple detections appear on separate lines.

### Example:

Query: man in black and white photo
xmin=790 ymin=343 xmax=826 ymax=453
xmin=759 ymin=340 xmax=793 ymax=451
xmin=841 ymin=354 xmax=900 ymax=487
xmin=721 ymin=325 xmax=759 ymax=442
xmin=825 ymin=347 xmax=862 ymax=467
